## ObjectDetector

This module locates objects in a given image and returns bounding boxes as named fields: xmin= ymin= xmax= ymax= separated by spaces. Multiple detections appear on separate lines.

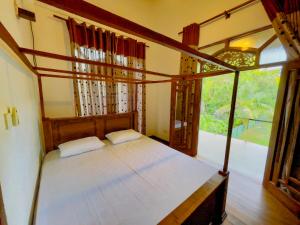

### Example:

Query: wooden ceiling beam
xmin=37 ymin=0 xmax=236 ymax=71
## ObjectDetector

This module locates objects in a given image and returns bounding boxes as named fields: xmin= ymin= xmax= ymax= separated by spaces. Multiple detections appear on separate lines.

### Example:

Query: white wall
xmin=0 ymin=1 xmax=42 ymax=225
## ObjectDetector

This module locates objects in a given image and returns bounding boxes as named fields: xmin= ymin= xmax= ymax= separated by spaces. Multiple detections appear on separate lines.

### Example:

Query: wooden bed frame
xmin=42 ymin=112 xmax=138 ymax=153
xmin=0 ymin=13 xmax=232 ymax=225
xmin=41 ymin=112 xmax=228 ymax=225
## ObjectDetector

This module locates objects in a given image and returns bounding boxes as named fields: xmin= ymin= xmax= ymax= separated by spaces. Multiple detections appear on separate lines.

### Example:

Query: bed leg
xmin=213 ymin=172 xmax=229 ymax=225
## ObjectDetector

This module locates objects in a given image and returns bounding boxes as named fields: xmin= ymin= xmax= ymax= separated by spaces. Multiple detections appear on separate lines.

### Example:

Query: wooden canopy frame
xmin=0 ymin=0 xmax=292 ymax=179
xmin=0 ymin=1 xmax=295 ymax=223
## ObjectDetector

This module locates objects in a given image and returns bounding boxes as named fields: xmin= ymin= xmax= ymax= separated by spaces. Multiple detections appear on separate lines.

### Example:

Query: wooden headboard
xmin=42 ymin=112 xmax=138 ymax=153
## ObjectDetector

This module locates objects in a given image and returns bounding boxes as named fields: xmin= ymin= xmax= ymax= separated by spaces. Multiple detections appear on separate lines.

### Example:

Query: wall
xmin=0 ymin=1 xmax=42 ymax=225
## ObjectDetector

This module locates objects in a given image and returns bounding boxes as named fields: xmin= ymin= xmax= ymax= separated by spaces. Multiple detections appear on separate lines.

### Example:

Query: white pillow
xmin=105 ymin=129 xmax=142 ymax=144
xmin=58 ymin=136 xmax=105 ymax=158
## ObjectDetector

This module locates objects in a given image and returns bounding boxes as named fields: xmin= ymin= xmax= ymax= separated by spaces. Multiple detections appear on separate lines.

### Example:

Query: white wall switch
xmin=3 ymin=113 xmax=12 ymax=130
xmin=11 ymin=107 xmax=19 ymax=126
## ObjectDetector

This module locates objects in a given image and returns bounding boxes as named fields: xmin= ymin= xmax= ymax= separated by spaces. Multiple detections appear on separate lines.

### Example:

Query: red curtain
xmin=261 ymin=0 xmax=300 ymax=59
xmin=182 ymin=23 xmax=200 ymax=46
xmin=65 ymin=18 xmax=146 ymax=134
xmin=66 ymin=18 xmax=146 ymax=59
xmin=170 ymin=23 xmax=201 ymax=156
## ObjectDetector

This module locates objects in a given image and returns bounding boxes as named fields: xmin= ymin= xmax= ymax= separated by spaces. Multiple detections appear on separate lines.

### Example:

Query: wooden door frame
xmin=263 ymin=61 xmax=300 ymax=216
xmin=0 ymin=185 xmax=7 ymax=225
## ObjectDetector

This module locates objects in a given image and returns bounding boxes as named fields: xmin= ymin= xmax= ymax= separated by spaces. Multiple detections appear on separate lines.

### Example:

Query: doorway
xmin=197 ymin=67 xmax=281 ymax=181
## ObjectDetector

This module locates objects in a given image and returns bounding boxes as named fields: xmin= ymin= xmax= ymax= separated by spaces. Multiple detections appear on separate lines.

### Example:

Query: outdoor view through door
xmin=197 ymin=67 xmax=281 ymax=181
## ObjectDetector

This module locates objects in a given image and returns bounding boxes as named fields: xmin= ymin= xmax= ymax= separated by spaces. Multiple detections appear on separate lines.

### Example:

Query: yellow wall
xmin=0 ymin=1 xmax=42 ymax=225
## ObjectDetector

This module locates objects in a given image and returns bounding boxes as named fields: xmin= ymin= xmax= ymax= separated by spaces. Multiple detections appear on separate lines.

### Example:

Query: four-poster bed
xmin=0 ymin=17 xmax=232 ymax=224
xmin=0 ymin=0 xmax=298 ymax=223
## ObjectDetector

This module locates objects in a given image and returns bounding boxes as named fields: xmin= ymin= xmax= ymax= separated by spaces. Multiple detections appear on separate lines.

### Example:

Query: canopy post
xmin=37 ymin=74 xmax=45 ymax=118
xmin=220 ymin=70 xmax=240 ymax=176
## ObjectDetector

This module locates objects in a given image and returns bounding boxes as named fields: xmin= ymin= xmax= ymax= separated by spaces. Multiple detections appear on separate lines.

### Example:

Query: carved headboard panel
xmin=42 ymin=112 xmax=138 ymax=153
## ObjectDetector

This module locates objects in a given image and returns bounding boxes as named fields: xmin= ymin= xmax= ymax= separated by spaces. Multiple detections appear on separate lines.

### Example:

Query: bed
xmin=36 ymin=112 xmax=228 ymax=225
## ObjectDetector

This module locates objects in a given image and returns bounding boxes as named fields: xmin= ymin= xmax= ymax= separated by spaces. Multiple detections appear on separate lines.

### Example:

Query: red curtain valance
xmin=66 ymin=18 xmax=146 ymax=59
xmin=182 ymin=23 xmax=200 ymax=46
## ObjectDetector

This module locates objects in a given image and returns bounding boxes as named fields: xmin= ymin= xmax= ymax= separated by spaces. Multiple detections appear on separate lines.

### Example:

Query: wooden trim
xmin=265 ymin=181 xmax=300 ymax=216
xmin=289 ymin=177 xmax=300 ymax=187
xmin=0 ymin=185 xmax=7 ymax=225
xmin=37 ymin=0 xmax=236 ymax=71
xmin=20 ymin=47 xmax=173 ymax=78
xmin=40 ymin=72 xmax=173 ymax=85
xmin=158 ymin=173 xmax=228 ymax=225
xmin=198 ymin=25 xmax=273 ymax=50
xmin=169 ymin=80 xmax=177 ymax=147
xmin=263 ymin=66 xmax=289 ymax=185
xmin=284 ymin=81 xmax=300 ymax=179
xmin=179 ymin=0 xmax=259 ymax=34
xmin=191 ymin=79 xmax=202 ymax=157
xmin=174 ymin=69 xmax=232 ymax=79
xmin=239 ymin=60 xmax=287 ymax=71
xmin=258 ymin=34 xmax=278 ymax=52
xmin=139 ymin=79 xmax=174 ymax=84
xmin=37 ymin=75 xmax=45 ymax=118
xmin=271 ymin=70 xmax=298 ymax=183
xmin=24 ymin=49 xmax=291 ymax=86
xmin=34 ymin=67 xmax=148 ymax=82
xmin=39 ymin=73 xmax=138 ymax=84
xmin=222 ymin=71 xmax=240 ymax=173
xmin=148 ymin=135 xmax=169 ymax=145
xmin=0 ymin=23 xmax=37 ymax=75
xmin=174 ymin=60 xmax=290 ymax=80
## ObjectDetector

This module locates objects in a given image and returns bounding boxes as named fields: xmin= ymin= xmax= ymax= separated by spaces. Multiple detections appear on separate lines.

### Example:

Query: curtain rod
xmin=53 ymin=15 xmax=150 ymax=48
xmin=178 ymin=0 xmax=260 ymax=35
xmin=38 ymin=0 xmax=236 ymax=71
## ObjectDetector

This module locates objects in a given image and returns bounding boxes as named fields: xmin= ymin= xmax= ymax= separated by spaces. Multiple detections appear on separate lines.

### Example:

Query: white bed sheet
xmin=35 ymin=136 xmax=216 ymax=225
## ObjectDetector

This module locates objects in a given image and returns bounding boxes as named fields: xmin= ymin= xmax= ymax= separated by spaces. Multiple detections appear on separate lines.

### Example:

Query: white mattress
xmin=35 ymin=136 xmax=216 ymax=225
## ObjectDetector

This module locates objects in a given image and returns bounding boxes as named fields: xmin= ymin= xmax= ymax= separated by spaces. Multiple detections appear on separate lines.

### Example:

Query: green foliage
xmin=200 ymin=114 xmax=228 ymax=135
xmin=239 ymin=123 xmax=272 ymax=146
xmin=200 ymin=68 xmax=281 ymax=146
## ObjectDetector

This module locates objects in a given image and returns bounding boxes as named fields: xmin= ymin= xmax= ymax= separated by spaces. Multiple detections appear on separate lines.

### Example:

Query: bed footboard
xmin=158 ymin=173 xmax=229 ymax=225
